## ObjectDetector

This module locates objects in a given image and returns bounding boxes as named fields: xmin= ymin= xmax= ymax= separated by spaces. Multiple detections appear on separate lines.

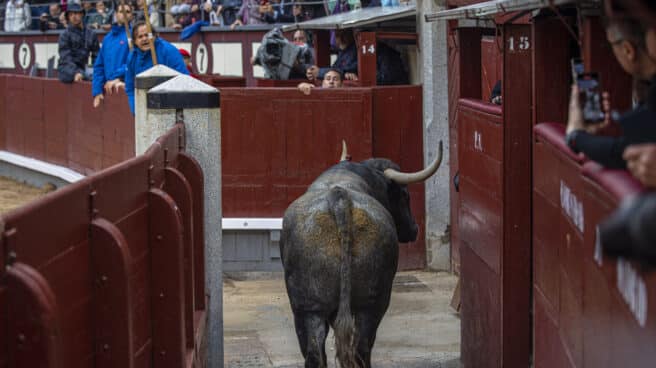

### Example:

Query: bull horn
xmin=383 ymin=141 xmax=443 ymax=184
xmin=340 ymin=140 xmax=348 ymax=161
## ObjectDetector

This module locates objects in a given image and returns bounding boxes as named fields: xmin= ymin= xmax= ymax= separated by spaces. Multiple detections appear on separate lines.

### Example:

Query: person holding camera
xmin=565 ymin=14 xmax=656 ymax=169
xmin=39 ymin=3 xmax=64 ymax=30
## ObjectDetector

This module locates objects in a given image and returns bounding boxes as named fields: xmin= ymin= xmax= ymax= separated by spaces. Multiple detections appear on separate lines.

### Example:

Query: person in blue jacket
xmin=114 ymin=21 xmax=189 ymax=115
xmin=92 ymin=2 xmax=134 ymax=108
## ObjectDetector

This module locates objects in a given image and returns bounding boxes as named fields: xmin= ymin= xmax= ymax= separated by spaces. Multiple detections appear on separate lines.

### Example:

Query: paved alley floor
xmin=223 ymin=271 xmax=461 ymax=368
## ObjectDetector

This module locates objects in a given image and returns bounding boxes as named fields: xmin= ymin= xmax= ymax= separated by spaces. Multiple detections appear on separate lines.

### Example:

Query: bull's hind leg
xmin=294 ymin=312 xmax=329 ymax=368
xmin=353 ymin=312 xmax=384 ymax=368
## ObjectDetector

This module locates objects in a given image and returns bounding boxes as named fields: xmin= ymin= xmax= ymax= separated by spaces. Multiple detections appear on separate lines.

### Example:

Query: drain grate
xmin=225 ymin=331 xmax=272 ymax=368
xmin=392 ymin=275 xmax=431 ymax=293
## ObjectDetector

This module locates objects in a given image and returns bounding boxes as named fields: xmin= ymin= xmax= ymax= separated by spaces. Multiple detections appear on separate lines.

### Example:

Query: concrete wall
xmin=419 ymin=0 xmax=451 ymax=271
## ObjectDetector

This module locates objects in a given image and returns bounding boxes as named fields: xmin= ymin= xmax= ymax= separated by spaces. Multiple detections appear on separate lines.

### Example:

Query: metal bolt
xmin=7 ymin=251 xmax=17 ymax=265
xmin=101 ymin=275 xmax=108 ymax=282
xmin=159 ymin=292 xmax=165 ymax=298
xmin=17 ymin=334 xmax=25 ymax=343
xmin=156 ymin=235 xmax=163 ymax=241
xmin=103 ymin=344 xmax=110 ymax=351
xmin=160 ymin=350 xmax=166 ymax=356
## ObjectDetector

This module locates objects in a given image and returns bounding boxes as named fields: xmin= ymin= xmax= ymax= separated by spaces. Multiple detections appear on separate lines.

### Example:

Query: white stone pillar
xmin=134 ymin=64 xmax=182 ymax=155
xmin=147 ymin=75 xmax=223 ymax=368
xmin=419 ymin=0 xmax=451 ymax=271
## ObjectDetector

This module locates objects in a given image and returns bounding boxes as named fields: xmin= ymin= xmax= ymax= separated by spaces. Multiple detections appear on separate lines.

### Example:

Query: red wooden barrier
xmin=533 ymin=122 xmax=656 ymax=368
xmin=0 ymin=74 xmax=134 ymax=174
xmin=0 ymin=124 xmax=206 ymax=368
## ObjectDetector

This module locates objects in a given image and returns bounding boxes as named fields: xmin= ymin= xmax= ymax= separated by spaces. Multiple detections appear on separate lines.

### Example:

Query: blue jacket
xmin=125 ymin=38 xmax=189 ymax=114
xmin=92 ymin=24 xmax=131 ymax=97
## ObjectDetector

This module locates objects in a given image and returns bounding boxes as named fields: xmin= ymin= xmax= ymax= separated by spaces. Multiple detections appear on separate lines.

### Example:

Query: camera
xmin=578 ymin=72 xmax=606 ymax=123
xmin=570 ymin=58 xmax=605 ymax=123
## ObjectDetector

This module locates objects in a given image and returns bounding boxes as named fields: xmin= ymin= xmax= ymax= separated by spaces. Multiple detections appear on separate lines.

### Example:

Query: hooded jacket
xmin=57 ymin=24 xmax=100 ymax=83
xmin=125 ymin=37 xmax=189 ymax=114
xmin=92 ymin=24 xmax=131 ymax=97
xmin=4 ymin=0 xmax=31 ymax=32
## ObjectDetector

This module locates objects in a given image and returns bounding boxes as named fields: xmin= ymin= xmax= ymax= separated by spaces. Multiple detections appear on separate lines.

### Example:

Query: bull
xmin=280 ymin=141 xmax=443 ymax=368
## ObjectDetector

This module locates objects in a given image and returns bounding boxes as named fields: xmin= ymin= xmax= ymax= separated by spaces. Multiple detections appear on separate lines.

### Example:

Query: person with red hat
xmin=178 ymin=48 xmax=198 ymax=78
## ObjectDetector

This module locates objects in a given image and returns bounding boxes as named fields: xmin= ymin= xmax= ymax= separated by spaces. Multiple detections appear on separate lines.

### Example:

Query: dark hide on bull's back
xmin=280 ymin=159 xmax=417 ymax=368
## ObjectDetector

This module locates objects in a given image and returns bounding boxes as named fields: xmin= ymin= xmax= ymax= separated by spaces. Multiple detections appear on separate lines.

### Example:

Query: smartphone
xmin=570 ymin=57 xmax=584 ymax=81
xmin=577 ymin=72 xmax=605 ymax=123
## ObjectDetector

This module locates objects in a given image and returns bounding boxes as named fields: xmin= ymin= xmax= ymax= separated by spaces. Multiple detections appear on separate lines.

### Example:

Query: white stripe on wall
xmin=211 ymin=42 xmax=243 ymax=77
xmin=251 ymin=42 xmax=264 ymax=78
xmin=0 ymin=44 xmax=15 ymax=69
xmin=33 ymin=43 xmax=59 ymax=70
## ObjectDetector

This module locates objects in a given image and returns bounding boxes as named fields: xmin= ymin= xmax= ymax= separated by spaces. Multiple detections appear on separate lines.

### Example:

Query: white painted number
xmin=474 ymin=131 xmax=482 ymax=152
xmin=18 ymin=43 xmax=31 ymax=69
xmin=361 ymin=45 xmax=375 ymax=54
xmin=195 ymin=43 xmax=208 ymax=74
xmin=507 ymin=36 xmax=530 ymax=52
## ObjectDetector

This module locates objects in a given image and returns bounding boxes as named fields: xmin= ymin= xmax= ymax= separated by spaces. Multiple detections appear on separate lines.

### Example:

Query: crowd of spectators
xmin=1 ymin=0 xmax=411 ymax=32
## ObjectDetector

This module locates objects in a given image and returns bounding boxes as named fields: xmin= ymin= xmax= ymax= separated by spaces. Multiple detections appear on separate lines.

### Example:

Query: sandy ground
xmin=223 ymin=271 xmax=461 ymax=368
xmin=0 ymin=176 xmax=54 ymax=214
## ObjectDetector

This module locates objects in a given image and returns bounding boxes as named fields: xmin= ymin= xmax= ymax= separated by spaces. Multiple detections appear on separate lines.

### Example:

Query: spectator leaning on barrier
xmin=297 ymin=67 xmax=342 ymax=95
xmin=565 ymin=10 xmax=656 ymax=169
xmin=58 ymin=3 xmax=100 ymax=83
xmin=92 ymin=2 xmax=133 ymax=108
xmin=4 ymin=0 xmax=31 ymax=31
xmin=113 ymin=21 xmax=188 ymax=114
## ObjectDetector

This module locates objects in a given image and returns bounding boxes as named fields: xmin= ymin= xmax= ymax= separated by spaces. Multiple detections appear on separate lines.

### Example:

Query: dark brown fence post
xmin=146 ymin=74 xmax=220 ymax=368
xmin=6 ymin=262 xmax=60 ymax=368
xmin=149 ymin=188 xmax=186 ymax=368
xmin=90 ymin=218 xmax=135 ymax=368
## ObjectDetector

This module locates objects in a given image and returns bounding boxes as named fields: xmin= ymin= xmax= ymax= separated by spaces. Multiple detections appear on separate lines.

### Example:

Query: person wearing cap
xmin=178 ymin=48 xmax=194 ymax=75
xmin=113 ymin=21 xmax=188 ymax=115
xmin=57 ymin=3 xmax=100 ymax=83
xmin=92 ymin=2 xmax=134 ymax=108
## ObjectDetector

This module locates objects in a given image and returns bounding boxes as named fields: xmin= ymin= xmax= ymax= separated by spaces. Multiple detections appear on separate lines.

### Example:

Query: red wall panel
xmin=372 ymin=86 xmax=426 ymax=269
xmin=2 ymin=76 xmax=134 ymax=175
xmin=220 ymin=87 xmax=373 ymax=218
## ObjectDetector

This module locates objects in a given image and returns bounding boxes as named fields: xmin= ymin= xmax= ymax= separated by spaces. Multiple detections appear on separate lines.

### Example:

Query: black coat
xmin=57 ymin=24 xmax=100 ymax=83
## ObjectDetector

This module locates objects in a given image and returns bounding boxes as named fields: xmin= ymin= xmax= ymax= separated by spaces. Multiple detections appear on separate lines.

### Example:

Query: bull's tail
xmin=327 ymin=186 xmax=360 ymax=368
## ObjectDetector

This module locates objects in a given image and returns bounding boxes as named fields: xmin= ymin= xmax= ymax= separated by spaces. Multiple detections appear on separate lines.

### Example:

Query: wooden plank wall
xmin=220 ymin=86 xmax=428 ymax=270
xmin=372 ymin=85 xmax=426 ymax=270
xmin=0 ymin=75 xmax=134 ymax=174
xmin=533 ymin=122 xmax=656 ymax=367
xmin=0 ymin=124 xmax=206 ymax=368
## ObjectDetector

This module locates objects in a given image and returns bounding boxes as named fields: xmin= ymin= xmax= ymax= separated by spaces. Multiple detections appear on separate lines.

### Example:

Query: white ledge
xmin=222 ymin=218 xmax=283 ymax=230
xmin=0 ymin=150 xmax=85 ymax=183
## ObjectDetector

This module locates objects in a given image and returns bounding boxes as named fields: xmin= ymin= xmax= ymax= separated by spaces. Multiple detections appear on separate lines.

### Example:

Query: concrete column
xmin=146 ymin=75 xmax=223 ymax=368
xmin=134 ymin=64 xmax=182 ymax=155
xmin=418 ymin=0 xmax=451 ymax=271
